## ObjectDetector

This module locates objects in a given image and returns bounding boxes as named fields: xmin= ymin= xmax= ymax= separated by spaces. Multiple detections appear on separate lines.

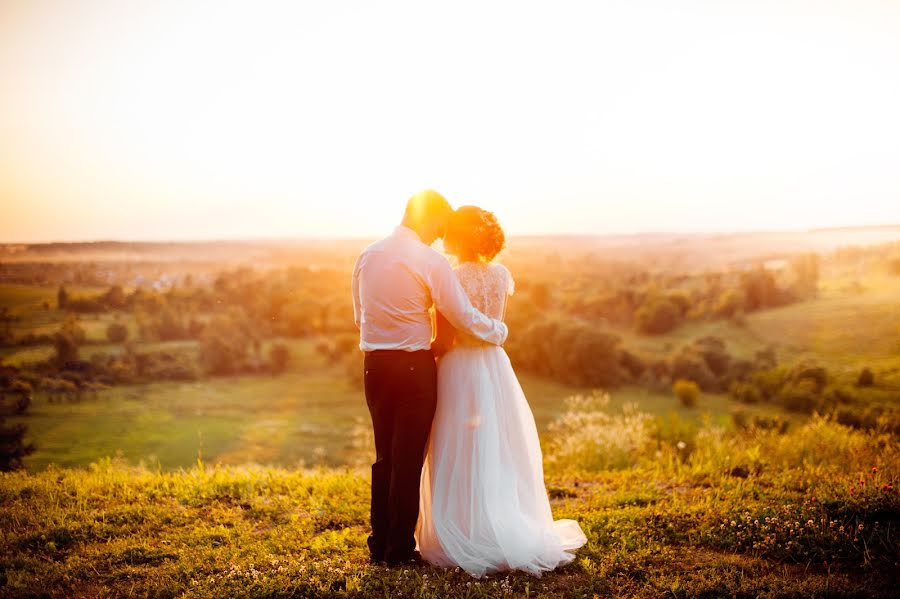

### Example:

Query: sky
xmin=1 ymin=0 xmax=899 ymax=242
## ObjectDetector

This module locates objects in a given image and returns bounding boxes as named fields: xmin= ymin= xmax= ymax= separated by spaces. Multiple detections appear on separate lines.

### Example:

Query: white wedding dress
xmin=416 ymin=262 xmax=586 ymax=577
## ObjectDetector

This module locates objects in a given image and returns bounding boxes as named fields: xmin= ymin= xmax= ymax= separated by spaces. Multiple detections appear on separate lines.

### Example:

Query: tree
xmin=0 ymin=417 xmax=35 ymax=471
xmin=740 ymin=266 xmax=781 ymax=311
xmin=635 ymin=298 xmax=681 ymax=335
xmin=198 ymin=314 xmax=253 ymax=375
xmin=53 ymin=330 xmax=80 ymax=368
xmin=857 ymin=368 xmax=875 ymax=387
xmin=791 ymin=253 xmax=820 ymax=299
xmin=0 ymin=307 xmax=11 ymax=344
xmin=104 ymin=285 xmax=127 ymax=309
xmin=57 ymin=286 xmax=69 ymax=310
xmin=8 ymin=380 xmax=32 ymax=415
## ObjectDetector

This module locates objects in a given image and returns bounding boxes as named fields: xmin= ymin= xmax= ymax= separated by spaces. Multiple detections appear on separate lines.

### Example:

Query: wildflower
xmin=872 ymin=467 xmax=878 ymax=474
xmin=676 ymin=441 xmax=686 ymax=450
xmin=807 ymin=520 xmax=814 ymax=527
xmin=849 ymin=487 xmax=855 ymax=495
xmin=730 ymin=520 xmax=736 ymax=527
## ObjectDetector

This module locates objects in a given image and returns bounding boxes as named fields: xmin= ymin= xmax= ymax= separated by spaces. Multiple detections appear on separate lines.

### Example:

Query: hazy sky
xmin=1 ymin=0 xmax=899 ymax=242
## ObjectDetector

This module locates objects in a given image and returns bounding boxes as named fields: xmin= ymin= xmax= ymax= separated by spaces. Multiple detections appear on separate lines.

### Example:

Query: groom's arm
xmin=428 ymin=258 xmax=508 ymax=346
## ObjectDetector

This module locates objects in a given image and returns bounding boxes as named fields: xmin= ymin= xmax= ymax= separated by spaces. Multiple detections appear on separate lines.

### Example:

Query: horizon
xmin=5 ymin=221 xmax=900 ymax=247
xmin=2 ymin=1 xmax=900 ymax=242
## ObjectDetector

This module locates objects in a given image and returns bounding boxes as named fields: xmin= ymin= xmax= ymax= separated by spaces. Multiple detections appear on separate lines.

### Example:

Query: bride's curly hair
xmin=443 ymin=205 xmax=506 ymax=262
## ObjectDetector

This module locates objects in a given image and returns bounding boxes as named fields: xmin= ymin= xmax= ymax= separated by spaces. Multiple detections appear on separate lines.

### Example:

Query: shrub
xmin=673 ymin=379 xmax=700 ymax=408
xmin=105 ymin=322 xmax=129 ymax=344
xmin=66 ymin=297 xmax=106 ymax=313
xmin=545 ymin=392 xmax=654 ymax=472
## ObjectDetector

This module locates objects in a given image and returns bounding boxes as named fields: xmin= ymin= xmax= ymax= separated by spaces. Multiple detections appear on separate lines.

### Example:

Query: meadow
xmin=1 ymin=406 xmax=896 ymax=598
xmin=1 ymin=234 xmax=899 ymax=597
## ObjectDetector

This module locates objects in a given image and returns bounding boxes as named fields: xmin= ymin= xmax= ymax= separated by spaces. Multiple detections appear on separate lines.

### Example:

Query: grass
xmin=7 ymin=343 xmax=758 ymax=473
xmin=1 ymin=413 xmax=897 ymax=598
xmin=2 ymin=279 xmax=900 ymax=597
xmin=618 ymin=275 xmax=900 ymax=373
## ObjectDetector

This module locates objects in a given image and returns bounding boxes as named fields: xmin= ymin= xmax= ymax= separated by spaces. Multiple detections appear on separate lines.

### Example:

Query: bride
xmin=415 ymin=206 xmax=587 ymax=577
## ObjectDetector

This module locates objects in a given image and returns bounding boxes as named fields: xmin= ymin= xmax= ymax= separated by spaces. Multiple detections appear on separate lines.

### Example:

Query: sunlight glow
xmin=1 ymin=0 xmax=899 ymax=242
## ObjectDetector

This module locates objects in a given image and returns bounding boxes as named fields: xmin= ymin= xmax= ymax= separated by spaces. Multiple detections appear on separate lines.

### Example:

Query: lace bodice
xmin=455 ymin=262 xmax=515 ymax=322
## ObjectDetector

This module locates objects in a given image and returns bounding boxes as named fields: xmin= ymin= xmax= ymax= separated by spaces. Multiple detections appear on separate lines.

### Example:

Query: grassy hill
xmin=617 ymin=275 xmax=900 ymax=368
xmin=1 ymin=412 xmax=897 ymax=598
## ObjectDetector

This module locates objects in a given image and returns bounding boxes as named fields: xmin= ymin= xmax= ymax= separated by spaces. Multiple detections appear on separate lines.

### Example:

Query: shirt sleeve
xmin=351 ymin=254 xmax=362 ymax=330
xmin=428 ymin=256 xmax=508 ymax=346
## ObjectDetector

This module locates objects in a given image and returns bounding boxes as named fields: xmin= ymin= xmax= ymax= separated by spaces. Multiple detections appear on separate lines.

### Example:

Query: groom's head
xmin=402 ymin=189 xmax=452 ymax=245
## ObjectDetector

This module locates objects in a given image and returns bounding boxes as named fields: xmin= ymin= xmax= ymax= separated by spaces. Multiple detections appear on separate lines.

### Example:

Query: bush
xmin=106 ymin=322 xmax=129 ymax=344
xmin=729 ymin=381 xmax=763 ymax=404
xmin=198 ymin=314 xmax=255 ymax=376
xmin=670 ymin=351 xmax=717 ymax=391
xmin=269 ymin=343 xmax=290 ymax=375
xmin=692 ymin=336 xmax=732 ymax=377
xmin=634 ymin=298 xmax=681 ymax=335
xmin=857 ymin=368 xmax=875 ymax=387
xmin=713 ymin=288 xmax=745 ymax=318
xmin=775 ymin=379 xmax=823 ymax=413
xmin=672 ymin=379 xmax=700 ymax=408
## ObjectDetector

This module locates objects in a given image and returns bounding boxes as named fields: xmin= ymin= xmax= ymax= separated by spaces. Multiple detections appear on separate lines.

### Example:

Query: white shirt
xmin=352 ymin=226 xmax=508 ymax=351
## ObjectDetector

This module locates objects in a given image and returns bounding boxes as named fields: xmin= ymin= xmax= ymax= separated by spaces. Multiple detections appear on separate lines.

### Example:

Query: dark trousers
xmin=363 ymin=349 xmax=437 ymax=564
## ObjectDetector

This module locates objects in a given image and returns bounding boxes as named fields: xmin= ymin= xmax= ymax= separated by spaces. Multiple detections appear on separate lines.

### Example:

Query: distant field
xmin=11 ymin=366 xmax=737 ymax=473
xmin=618 ymin=275 xmax=900 ymax=372
xmin=4 ymin=275 xmax=898 ymax=472
xmin=4 ymin=331 xmax=752 ymax=472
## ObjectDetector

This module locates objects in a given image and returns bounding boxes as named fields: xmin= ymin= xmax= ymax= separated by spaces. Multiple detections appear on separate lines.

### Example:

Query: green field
xmin=9 ymin=345 xmax=740 ymax=472
xmin=5 ymin=276 xmax=898 ymax=473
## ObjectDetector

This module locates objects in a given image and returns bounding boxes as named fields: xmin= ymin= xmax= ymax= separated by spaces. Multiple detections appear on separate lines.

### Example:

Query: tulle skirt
xmin=415 ymin=344 xmax=586 ymax=577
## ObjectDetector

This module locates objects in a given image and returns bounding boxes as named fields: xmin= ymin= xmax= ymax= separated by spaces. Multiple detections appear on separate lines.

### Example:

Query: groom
xmin=351 ymin=190 xmax=508 ymax=565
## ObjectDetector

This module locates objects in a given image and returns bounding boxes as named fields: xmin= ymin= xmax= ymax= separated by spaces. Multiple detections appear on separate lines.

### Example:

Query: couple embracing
xmin=351 ymin=190 xmax=586 ymax=578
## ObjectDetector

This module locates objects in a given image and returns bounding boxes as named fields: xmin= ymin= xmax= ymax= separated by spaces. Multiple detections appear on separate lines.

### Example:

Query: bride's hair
xmin=443 ymin=205 xmax=506 ymax=262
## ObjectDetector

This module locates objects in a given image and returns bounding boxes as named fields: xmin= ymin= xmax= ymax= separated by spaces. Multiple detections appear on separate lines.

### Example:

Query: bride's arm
xmin=431 ymin=310 xmax=456 ymax=357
